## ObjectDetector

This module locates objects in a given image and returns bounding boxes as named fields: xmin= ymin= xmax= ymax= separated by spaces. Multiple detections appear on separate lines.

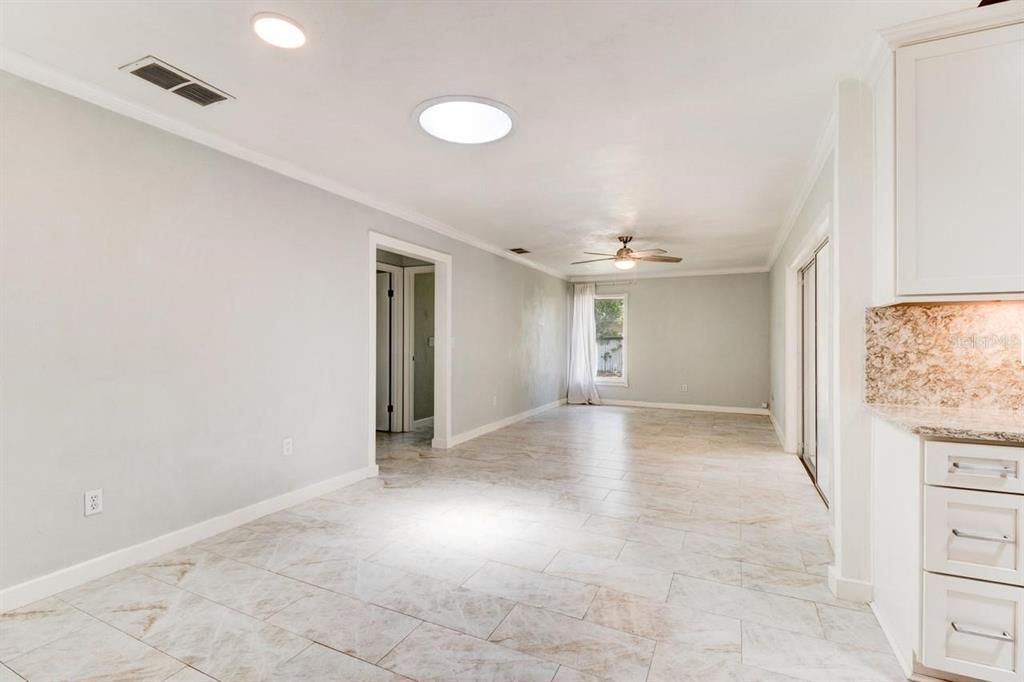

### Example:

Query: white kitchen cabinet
xmin=922 ymin=573 xmax=1023 ymax=682
xmin=893 ymin=21 xmax=1024 ymax=297
xmin=925 ymin=486 xmax=1024 ymax=586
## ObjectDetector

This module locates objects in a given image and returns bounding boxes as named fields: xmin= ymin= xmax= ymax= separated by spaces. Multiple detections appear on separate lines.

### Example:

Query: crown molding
xmin=0 ymin=47 xmax=568 ymax=281
xmin=569 ymin=265 xmax=768 ymax=284
xmin=765 ymin=108 xmax=836 ymax=270
xmin=880 ymin=0 xmax=1024 ymax=48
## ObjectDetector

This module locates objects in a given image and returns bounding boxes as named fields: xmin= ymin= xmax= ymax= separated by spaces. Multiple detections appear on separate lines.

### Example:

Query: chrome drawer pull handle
xmin=951 ymin=528 xmax=1015 ymax=544
xmin=951 ymin=622 xmax=1015 ymax=642
xmin=950 ymin=461 xmax=1016 ymax=479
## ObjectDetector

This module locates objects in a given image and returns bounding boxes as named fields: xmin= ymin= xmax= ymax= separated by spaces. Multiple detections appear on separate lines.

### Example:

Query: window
xmin=594 ymin=294 xmax=627 ymax=385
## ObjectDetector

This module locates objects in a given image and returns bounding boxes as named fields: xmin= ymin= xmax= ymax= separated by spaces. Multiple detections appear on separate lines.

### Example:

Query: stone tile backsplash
xmin=865 ymin=302 xmax=1024 ymax=411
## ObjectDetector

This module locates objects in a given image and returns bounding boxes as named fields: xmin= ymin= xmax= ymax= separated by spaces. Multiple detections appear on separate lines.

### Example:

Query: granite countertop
xmin=867 ymin=403 xmax=1024 ymax=445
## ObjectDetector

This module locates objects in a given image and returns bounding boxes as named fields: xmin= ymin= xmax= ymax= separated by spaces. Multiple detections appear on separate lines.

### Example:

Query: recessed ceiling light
xmin=614 ymin=259 xmax=637 ymax=271
xmin=252 ymin=13 xmax=306 ymax=49
xmin=415 ymin=96 xmax=514 ymax=144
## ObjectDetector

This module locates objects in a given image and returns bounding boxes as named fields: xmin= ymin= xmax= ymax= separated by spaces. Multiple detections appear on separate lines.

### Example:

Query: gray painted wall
xmin=413 ymin=273 xmax=435 ymax=420
xmin=768 ymin=153 xmax=834 ymax=433
xmin=0 ymin=73 xmax=568 ymax=589
xmin=595 ymin=273 xmax=769 ymax=409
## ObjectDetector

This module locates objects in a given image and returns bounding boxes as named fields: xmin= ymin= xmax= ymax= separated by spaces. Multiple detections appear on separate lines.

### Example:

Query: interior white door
xmin=375 ymin=271 xmax=391 ymax=431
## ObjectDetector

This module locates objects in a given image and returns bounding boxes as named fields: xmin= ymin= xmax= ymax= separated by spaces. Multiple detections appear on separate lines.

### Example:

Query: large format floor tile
xmin=489 ymin=604 xmax=655 ymax=682
xmin=2 ymin=406 xmax=903 ymax=681
xmin=331 ymin=561 xmax=516 ymax=638
xmin=379 ymin=622 xmax=558 ymax=682
xmin=0 ymin=597 xmax=92 ymax=661
xmin=741 ymin=622 xmax=906 ymax=681
xmin=647 ymin=646 xmax=801 ymax=682
xmin=136 ymin=546 xmax=317 ymax=619
xmin=67 ymin=573 xmax=309 ymax=682
xmin=585 ymin=588 xmax=740 ymax=653
xmin=267 ymin=589 xmax=420 ymax=663
xmin=272 ymin=643 xmax=410 ymax=681
xmin=464 ymin=561 xmax=597 ymax=618
xmin=5 ymin=620 xmax=183 ymax=682
xmin=544 ymin=550 xmax=673 ymax=601
xmin=668 ymin=574 xmax=825 ymax=637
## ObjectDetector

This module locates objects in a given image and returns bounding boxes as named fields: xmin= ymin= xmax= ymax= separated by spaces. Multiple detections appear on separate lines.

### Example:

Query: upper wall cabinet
xmin=894 ymin=22 xmax=1024 ymax=297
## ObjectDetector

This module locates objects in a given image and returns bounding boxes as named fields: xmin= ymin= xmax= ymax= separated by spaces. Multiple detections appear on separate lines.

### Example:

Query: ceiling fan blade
xmin=633 ymin=254 xmax=683 ymax=263
xmin=583 ymin=252 xmax=617 ymax=257
xmin=629 ymin=248 xmax=667 ymax=255
xmin=571 ymin=257 xmax=616 ymax=265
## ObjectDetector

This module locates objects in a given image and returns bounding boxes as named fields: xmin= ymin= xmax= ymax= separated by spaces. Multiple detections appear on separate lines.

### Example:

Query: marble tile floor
xmin=0 ymin=406 xmax=904 ymax=681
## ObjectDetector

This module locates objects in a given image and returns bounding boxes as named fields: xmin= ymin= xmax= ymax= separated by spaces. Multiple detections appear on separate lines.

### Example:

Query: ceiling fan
xmin=572 ymin=236 xmax=683 ymax=270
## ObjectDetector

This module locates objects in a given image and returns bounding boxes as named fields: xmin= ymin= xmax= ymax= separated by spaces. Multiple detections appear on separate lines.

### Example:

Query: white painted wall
xmin=829 ymin=79 xmax=875 ymax=599
xmin=595 ymin=273 xmax=770 ymax=410
xmin=0 ymin=72 xmax=568 ymax=590
xmin=768 ymin=152 xmax=835 ymax=440
xmin=767 ymin=80 xmax=875 ymax=603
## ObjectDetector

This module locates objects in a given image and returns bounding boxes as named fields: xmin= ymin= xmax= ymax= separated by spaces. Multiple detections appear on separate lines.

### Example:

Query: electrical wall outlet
xmin=761 ymin=401 xmax=769 ymax=409
xmin=84 ymin=489 xmax=103 ymax=516
xmin=681 ymin=384 xmax=688 ymax=392
xmin=492 ymin=395 xmax=497 ymax=407
xmin=283 ymin=437 xmax=293 ymax=457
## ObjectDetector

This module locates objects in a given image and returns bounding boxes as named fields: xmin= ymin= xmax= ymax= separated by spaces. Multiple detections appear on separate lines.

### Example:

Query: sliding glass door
xmin=800 ymin=240 xmax=832 ymax=506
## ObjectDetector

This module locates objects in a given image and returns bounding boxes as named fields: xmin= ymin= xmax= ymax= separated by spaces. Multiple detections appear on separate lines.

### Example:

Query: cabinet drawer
xmin=923 ymin=573 xmax=1023 ymax=682
xmin=925 ymin=441 xmax=1024 ymax=494
xmin=925 ymin=487 xmax=1024 ymax=585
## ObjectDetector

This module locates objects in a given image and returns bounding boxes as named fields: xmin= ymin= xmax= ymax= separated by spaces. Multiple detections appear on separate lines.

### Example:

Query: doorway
xmin=799 ymin=239 xmax=832 ymax=506
xmin=367 ymin=233 xmax=452 ymax=469
xmin=403 ymin=265 xmax=435 ymax=432
xmin=373 ymin=252 xmax=435 ymax=442
xmin=375 ymin=263 xmax=404 ymax=432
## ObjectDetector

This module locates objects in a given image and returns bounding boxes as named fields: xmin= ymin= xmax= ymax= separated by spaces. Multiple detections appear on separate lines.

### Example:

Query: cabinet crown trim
xmin=881 ymin=1 xmax=1023 ymax=49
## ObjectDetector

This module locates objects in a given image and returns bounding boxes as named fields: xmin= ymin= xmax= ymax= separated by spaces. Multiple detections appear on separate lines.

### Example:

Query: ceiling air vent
xmin=173 ymin=83 xmax=227 ymax=106
xmin=120 ymin=56 xmax=233 ymax=107
xmin=509 ymin=248 xmax=530 ymax=254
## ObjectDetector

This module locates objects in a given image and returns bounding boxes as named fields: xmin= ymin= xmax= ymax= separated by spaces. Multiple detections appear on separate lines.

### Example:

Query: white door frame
xmin=375 ymin=262 xmax=405 ymax=432
xmin=403 ymin=265 xmax=436 ymax=432
xmin=367 ymin=231 xmax=452 ymax=469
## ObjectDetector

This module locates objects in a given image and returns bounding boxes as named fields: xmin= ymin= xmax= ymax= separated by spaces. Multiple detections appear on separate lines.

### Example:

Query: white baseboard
xmin=436 ymin=398 xmax=566 ymax=449
xmin=870 ymin=601 xmax=913 ymax=679
xmin=601 ymin=399 xmax=769 ymax=416
xmin=828 ymin=565 xmax=874 ymax=603
xmin=769 ymin=409 xmax=785 ymax=446
xmin=413 ymin=416 xmax=434 ymax=428
xmin=0 ymin=464 xmax=378 ymax=613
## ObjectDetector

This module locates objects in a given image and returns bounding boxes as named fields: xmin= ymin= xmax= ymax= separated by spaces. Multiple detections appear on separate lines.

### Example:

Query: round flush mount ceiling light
xmin=614 ymin=259 xmax=637 ymax=271
xmin=415 ymin=96 xmax=514 ymax=144
xmin=252 ymin=13 xmax=306 ymax=48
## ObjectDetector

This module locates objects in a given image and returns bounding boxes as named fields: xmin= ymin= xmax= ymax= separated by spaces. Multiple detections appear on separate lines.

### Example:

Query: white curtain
xmin=567 ymin=283 xmax=602 ymax=405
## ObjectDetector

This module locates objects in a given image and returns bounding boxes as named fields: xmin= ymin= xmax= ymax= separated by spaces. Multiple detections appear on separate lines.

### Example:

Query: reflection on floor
xmin=1 ymin=406 xmax=903 ymax=682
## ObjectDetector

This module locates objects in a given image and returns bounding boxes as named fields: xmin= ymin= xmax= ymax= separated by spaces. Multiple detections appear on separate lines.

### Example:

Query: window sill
xmin=596 ymin=379 xmax=628 ymax=388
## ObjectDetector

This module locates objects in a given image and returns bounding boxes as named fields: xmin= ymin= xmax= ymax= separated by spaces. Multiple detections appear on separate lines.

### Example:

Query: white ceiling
xmin=0 ymin=0 xmax=974 ymax=278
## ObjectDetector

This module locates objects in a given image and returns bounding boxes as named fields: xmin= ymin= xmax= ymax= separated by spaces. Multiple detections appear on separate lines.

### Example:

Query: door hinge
xmin=388 ymin=289 xmax=394 ymax=298
xmin=387 ymin=404 xmax=394 ymax=413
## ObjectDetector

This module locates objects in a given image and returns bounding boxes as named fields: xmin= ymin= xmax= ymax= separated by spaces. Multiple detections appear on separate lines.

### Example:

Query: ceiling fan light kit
xmin=571 ymin=236 xmax=683 ymax=269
